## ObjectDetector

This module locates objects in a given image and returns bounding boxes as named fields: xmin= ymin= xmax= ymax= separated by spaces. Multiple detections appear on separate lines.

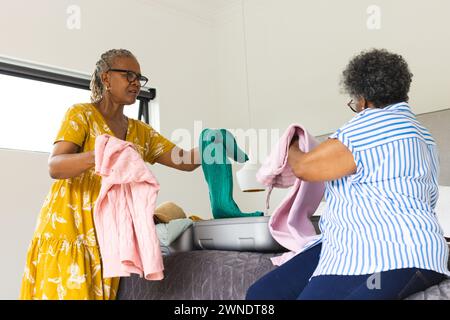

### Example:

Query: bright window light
xmin=0 ymin=73 xmax=141 ymax=153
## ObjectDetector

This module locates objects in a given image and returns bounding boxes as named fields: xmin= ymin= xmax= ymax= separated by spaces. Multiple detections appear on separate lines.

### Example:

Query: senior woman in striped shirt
xmin=246 ymin=48 xmax=450 ymax=300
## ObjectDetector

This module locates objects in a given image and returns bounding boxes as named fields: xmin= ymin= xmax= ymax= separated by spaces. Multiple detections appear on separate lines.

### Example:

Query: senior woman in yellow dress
xmin=20 ymin=49 xmax=200 ymax=300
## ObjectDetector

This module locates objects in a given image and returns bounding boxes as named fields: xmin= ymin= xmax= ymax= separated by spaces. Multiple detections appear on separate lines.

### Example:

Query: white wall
xmin=214 ymin=0 xmax=450 ymax=134
xmin=0 ymin=149 xmax=52 ymax=299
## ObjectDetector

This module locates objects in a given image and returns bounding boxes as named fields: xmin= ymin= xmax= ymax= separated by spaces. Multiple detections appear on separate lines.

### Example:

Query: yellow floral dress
xmin=20 ymin=103 xmax=175 ymax=300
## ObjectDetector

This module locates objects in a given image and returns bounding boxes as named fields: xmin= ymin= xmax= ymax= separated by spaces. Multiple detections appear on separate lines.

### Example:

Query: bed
xmin=116 ymin=217 xmax=450 ymax=300
xmin=116 ymin=249 xmax=450 ymax=300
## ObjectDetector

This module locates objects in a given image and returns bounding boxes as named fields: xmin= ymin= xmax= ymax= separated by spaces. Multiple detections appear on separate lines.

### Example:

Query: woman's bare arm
xmin=154 ymin=146 xmax=201 ymax=172
xmin=287 ymin=138 xmax=357 ymax=182
xmin=48 ymin=141 xmax=95 ymax=179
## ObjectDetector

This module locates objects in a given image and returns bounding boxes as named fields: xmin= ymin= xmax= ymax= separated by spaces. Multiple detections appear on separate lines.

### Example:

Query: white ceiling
xmin=144 ymin=0 xmax=240 ymax=22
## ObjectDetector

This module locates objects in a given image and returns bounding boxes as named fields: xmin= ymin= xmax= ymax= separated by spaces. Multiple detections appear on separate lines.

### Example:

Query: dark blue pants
xmin=246 ymin=244 xmax=447 ymax=300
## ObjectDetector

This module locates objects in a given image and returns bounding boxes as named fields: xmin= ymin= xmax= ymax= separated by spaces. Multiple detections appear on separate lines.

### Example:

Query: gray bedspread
xmin=117 ymin=250 xmax=276 ymax=300
xmin=405 ymin=279 xmax=450 ymax=300
xmin=116 ymin=250 xmax=450 ymax=300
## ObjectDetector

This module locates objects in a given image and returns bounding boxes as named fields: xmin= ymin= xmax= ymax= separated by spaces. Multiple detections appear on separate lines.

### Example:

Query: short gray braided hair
xmin=89 ymin=49 xmax=136 ymax=103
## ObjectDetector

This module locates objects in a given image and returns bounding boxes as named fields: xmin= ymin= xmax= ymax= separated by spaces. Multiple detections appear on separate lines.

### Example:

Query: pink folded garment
xmin=94 ymin=134 xmax=164 ymax=280
xmin=256 ymin=124 xmax=325 ymax=266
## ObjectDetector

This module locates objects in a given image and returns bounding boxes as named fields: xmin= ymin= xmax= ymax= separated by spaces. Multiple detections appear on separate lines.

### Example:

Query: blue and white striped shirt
xmin=312 ymin=102 xmax=450 ymax=277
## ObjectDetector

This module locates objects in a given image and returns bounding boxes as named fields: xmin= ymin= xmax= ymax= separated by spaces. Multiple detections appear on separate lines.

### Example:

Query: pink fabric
xmin=94 ymin=134 xmax=164 ymax=280
xmin=256 ymin=124 xmax=325 ymax=266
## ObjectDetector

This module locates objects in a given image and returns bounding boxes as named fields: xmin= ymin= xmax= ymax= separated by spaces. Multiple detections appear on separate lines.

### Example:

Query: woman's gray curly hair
xmin=89 ymin=49 xmax=136 ymax=103
xmin=341 ymin=48 xmax=413 ymax=108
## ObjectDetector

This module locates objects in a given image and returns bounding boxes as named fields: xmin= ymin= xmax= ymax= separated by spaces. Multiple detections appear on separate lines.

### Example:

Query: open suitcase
xmin=192 ymin=216 xmax=285 ymax=252
xmin=168 ymin=215 xmax=321 ymax=253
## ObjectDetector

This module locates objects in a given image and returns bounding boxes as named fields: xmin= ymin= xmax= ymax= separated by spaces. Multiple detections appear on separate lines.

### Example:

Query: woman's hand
xmin=289 ymin=135 xmax=299 ymax=147
xmin=287 ymin=138 xmax=305 ymax=173
xmin=87 ymin=150 xmax=95 ymax=166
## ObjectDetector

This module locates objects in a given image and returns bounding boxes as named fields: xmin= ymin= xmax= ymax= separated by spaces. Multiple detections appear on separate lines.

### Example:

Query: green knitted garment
xmin=200 ymin=128 xmax=263 ymax=219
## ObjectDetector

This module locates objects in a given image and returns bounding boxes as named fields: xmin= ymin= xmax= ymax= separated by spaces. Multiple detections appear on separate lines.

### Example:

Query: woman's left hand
xmin=289 ymin=135 xmax=299 ymax=147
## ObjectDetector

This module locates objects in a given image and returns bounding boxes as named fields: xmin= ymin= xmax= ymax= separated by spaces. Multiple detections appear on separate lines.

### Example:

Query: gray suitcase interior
xmin=192 ymin=216 xmax=287 ymax=252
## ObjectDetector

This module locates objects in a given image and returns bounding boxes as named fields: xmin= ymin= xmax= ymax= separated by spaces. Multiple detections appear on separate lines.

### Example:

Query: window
xmin=0 ymin=57 xmax=157 ymax=153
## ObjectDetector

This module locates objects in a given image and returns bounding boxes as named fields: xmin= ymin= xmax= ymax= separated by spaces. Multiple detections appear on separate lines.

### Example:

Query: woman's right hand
xmin=88 ymin=150 xmax=95 ymax=167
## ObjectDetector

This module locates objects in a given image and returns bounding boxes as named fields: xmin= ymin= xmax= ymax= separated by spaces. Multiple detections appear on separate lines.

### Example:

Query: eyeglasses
xmin=347 ymin=99 xmax=358 ymax=113
xmin=107 ymin=68 xmax=149 ymax=87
